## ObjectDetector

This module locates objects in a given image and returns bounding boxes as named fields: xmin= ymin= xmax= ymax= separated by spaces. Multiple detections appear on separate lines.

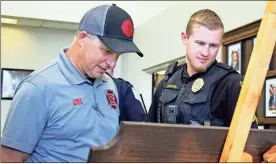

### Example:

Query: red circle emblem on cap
xmin=121 ymin=19 xmax=133 ymax=38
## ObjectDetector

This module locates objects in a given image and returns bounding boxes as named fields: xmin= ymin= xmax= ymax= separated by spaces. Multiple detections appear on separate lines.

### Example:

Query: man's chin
xmin=89 ymin=72 xmax=104 ymax=79
xmin=94 ymin=73 xmax=104 ymax=79
xmin=196 ymin=62 xmax=213 ymax=72
xmin=196 ymin=67 xmax=207 ymax=73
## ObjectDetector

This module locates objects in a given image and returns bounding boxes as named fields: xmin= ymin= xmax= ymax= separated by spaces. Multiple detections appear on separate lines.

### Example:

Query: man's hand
xmin=263 ymin=145 xmax=276 ymax=163
xmin=1 ymin=146 xmax=29 ymax=162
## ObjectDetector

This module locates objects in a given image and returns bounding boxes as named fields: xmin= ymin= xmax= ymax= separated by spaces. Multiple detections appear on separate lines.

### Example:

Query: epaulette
xmin=164 ymin=61 xmax=178 ymax=82
xmin=118 ymin=78 xmax=132 ymax=86
xmin=164 ymin=61 xmax=185 ymax=82
xmin=175 ymin=63 xmax=185 ymax=72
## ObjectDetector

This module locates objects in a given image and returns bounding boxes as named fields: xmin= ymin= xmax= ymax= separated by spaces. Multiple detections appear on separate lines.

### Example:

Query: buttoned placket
xmin=88 ymin=81 xmax=105 ymax=118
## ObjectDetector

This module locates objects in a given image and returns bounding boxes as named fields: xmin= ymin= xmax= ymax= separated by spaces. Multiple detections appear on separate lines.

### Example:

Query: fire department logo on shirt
xmin=72 ymin=97 xmax=83 ymax=106
xmin=105 ymin=90 xmax=118 ymax=110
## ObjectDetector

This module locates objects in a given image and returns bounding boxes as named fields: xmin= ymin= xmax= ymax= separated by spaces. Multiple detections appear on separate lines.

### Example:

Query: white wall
xmin=1 ymin=1 xmax=179 ymax=28
xmin=123 ymin=1 xmax=266 ymax=110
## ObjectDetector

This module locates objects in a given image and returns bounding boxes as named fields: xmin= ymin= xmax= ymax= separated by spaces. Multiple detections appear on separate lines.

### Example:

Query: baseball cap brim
xmin=98 ymin=36 xmax=143 ymax=57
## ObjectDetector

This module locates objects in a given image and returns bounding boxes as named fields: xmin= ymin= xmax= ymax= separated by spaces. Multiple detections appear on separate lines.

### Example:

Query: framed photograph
xmin=227 ymin=42 xmax=242 ymax=74
xmin=1 ymin=68 xmax=34 ymax=100
xmin=264 ymin=77 xmax=276 ymax=117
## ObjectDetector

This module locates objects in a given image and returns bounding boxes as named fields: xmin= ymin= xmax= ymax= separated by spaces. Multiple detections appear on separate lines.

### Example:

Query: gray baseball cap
xmin=78 ymin=4 xmax=143 ymax=57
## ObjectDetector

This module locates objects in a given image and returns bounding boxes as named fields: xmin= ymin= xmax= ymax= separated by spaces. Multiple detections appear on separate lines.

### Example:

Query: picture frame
xmin=264 ymin=76 xmax=276 ymax=117
xmin=1 ymin=68 xmax=34 ymax=100
xmin=227 ymin=42 xmax=242 ymax=74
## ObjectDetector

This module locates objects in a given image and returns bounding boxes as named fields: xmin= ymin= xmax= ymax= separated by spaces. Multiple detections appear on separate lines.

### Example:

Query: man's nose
xmin=201 ymin=46 xmax=210 ymax=56
xmin=106 ymin=59 xmax=116 ymax=69
xmin=105 ymin=55 xmax=118 ymax=69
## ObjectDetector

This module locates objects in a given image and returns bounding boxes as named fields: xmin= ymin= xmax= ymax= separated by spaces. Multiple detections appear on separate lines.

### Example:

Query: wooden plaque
xmin=88 ymin=122 xmax=276 ymax=163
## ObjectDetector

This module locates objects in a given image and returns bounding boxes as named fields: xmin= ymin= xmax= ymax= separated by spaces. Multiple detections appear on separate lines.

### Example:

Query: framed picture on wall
xmin=227 ymin=42 xmax=242 ymax=74
xmin=264 ymin=76 xmax=276 ymax=117
xmin=1 ymin=68 xmax=34 ymax=100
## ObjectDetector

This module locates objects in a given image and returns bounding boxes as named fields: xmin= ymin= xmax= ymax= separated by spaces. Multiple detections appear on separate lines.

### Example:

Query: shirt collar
xmin=182 ymin=60 xmax=218 ymax=81
xmin=57 ymin=48 xmax=108 ymax=85
xmin=94 ymin=74 xmax=109 ymax=87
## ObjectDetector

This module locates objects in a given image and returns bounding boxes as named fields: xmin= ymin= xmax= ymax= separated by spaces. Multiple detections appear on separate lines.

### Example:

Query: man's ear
xmin=77 ymin=31 xmax=88 ymax=47
xmin=181 ymin=32 xmax=188 ymax=45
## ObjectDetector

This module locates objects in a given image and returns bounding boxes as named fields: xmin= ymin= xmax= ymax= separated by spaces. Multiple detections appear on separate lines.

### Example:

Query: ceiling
xmin=1 ymin=1 xmax=180 ymax=30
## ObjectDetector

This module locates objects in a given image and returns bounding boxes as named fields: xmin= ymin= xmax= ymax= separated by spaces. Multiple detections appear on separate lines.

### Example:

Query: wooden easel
xmin=219 ymin=1 xmax=276 ymax=162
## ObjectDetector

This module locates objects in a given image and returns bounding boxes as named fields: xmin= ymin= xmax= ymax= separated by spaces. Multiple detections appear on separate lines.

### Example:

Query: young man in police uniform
xmin=148 ymin=9 xmax=258 ymax=128
xmin=1 ymin=4 xmax=143 ymax=162
xmin=106 ymin=68 xmax=146 ymax=123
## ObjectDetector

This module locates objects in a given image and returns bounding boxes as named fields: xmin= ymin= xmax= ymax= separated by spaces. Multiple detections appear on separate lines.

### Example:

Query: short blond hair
xmin=186 ymin=9 xmax=224 ymax=37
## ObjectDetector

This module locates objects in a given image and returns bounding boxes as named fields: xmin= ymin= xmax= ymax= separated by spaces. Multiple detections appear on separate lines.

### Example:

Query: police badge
xmin=192 ymin=78 xmax=204 ymax=93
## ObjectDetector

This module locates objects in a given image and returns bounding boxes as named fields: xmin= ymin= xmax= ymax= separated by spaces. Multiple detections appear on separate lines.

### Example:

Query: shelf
xmin=258 ymin=118 xmax=276 ymax=125
xmin=267 ymin=70 xmax=276 ymax=77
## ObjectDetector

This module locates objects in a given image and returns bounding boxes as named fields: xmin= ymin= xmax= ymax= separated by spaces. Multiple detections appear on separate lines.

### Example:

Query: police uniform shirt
xmin=149 ymin=62 xmax=258 ymax=128
xmin=112 ymin=77 xmax=146 ymax=122
xmin=1 ymin=48 xmax=120 ymax=162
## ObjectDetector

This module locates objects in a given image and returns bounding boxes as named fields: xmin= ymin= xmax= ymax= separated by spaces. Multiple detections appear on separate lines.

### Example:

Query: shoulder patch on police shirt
xmin=165 ymin=84 xmax=181 ymax=90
